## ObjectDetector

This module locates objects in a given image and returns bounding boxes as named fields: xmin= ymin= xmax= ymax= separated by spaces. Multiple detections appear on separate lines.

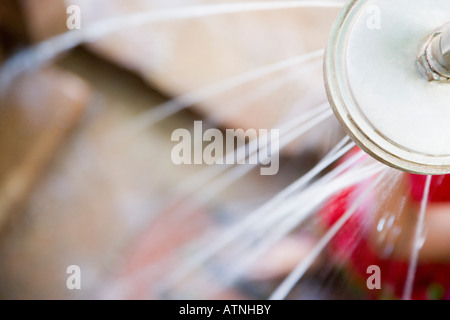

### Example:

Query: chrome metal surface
xmin=428 ymin=25 xmax=450 ymax=79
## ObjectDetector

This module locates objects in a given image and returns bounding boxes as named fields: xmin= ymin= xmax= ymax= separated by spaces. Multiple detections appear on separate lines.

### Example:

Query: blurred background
xmin=2 ymin=0 xmax=445 ymax=300
xmin=0 ymin=0 xmax=349 ymax=300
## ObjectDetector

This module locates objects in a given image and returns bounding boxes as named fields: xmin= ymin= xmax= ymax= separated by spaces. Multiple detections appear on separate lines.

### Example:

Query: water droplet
xmin=386 ymin=215 xmax=395 ymax=229
xmin=415 ymin=235 xmax=427 ymax=250
xmin=377 ymin=217 xmax=386 ymax=232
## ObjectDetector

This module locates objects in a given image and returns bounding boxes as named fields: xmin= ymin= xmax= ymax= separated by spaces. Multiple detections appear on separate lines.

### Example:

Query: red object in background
xmin=319 ymin=148 xmax=450 ymax=300
xmin=409 ymin=175 xmax=450 ymax=203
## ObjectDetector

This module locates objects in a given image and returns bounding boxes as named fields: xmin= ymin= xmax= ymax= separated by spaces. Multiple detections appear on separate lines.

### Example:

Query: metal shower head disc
xmin=325 ymin=0 xmax=450 ymax=175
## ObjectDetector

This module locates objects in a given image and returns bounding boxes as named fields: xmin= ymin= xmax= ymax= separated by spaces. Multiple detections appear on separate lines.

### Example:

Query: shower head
xmin=325 ymin=0 xmax=450 ymax=175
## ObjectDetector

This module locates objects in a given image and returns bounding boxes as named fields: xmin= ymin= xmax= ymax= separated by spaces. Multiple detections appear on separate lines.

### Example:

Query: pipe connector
xmin=418 ymin=23 xmax=450 ymax=81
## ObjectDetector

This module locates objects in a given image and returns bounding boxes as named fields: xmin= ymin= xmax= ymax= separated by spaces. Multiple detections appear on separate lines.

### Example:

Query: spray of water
xmin=4 ymin=0 xmax=431 ymax=301
xmin=0 ymin=1 xmax=343 ymax=89
xmin=158 ymin=146 xmax=374 ymax=292
xmin=111 ymin=50 xmax=324 ymax=143
xmin=140 ymin=107 xmax=335 ymax=241
xmin=270 ymin=168 xmax=389 ymax=300
xmin=173 ymin=102 xmax=331 ymax=199
xmin=162 ymin=161 xmax=386 ymax=297
xmin=402 ymin=175 xmax=432 ymax=300
xmin=206 ymin=60 xmax=324 ymax=122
